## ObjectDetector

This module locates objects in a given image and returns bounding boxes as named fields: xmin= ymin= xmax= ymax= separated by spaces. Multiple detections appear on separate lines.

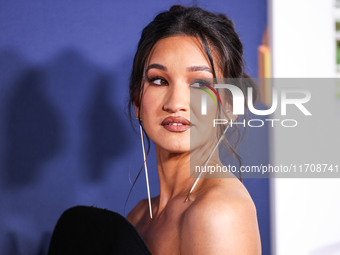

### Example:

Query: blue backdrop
xmin=0 ymin=1 xmax=269 ymax=254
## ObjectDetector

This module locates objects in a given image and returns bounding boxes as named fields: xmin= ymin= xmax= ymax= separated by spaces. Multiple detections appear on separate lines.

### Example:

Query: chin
xmin=151 ymin=131 xmax=190 ymax=152
xmin=158 ymin=143 xmax=191 ymax=154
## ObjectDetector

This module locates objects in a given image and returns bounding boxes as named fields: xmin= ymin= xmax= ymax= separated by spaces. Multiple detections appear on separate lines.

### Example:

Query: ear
xmin=133 ymin=102 xmax=140 ymax=120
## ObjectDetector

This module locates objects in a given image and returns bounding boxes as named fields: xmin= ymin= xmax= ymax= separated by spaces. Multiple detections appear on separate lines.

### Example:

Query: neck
xmin=155 ymin=144 xmax=221 ymax=212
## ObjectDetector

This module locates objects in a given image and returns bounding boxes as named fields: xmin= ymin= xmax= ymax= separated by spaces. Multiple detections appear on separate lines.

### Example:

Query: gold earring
xmin=139 ymin=124 xmax=153 ymax=219
xmin=185 ymin=124 xmax=230 ymax=202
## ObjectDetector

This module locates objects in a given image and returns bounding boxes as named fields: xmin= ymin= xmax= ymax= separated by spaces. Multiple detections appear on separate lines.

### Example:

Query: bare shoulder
xmin=180 ymin=179 xmax=261 ymax=254
xmin=126 ymin=198 xmax=149 ymax=227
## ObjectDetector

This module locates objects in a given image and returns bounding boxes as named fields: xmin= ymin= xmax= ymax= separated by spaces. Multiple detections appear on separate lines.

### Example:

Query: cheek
xmin=190 ymin=89 xmax=218 ymax=119
xmin=201 ymin=102 xmax=218 ymax=132
xmin=140 ymin=89 xmax=159 ymax=117
xmin=191 ymin=93 xmax=218 ymax=125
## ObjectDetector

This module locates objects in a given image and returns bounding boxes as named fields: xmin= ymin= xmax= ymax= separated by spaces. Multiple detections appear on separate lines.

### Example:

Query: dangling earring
xmin=185 ymin=124 xmax=230 ymax=202
xmin=139 ymin=121 xmax=153 ymax=219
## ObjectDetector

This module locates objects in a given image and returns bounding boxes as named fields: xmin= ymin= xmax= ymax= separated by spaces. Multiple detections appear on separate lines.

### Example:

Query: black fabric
xmin=48 ymin=206 xmax=151 ymax=255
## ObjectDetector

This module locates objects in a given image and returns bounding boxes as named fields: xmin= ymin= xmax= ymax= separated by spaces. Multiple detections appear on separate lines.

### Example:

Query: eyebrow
xmin=145 ymin=63 xmax=212 ymax=74
xmin=186 ymin=65 xmax=212 ymax=73
xmin=146 ymin=63 xmax=167 ymax=72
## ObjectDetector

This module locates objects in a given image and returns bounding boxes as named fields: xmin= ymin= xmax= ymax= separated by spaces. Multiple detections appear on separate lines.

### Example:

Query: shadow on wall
xmin=0 ymin=48 xmax=131 ymax=255
xmin=43 ymin=49 xmax=130 ymax=182
xmin=1 ymin=231 xmax=51 ymax=255
xmin=84 ymin=75 xmax=128 ymax=181
xmin=1 ymin=49 xmax=130 ymax=188
xmin=2 ymin=232 xmax=20 ymax=255
xmin=4 ymin=69 xmax=61 ymax=187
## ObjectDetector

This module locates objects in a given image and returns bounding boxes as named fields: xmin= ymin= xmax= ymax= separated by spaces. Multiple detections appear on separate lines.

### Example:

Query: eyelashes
xmin=146 ymin=76 xmax=212 ymax=88
xmin=190 ymin=79 xmax=212 ymax=88
xmin=147 ymin=76 xmax=168 ymax=86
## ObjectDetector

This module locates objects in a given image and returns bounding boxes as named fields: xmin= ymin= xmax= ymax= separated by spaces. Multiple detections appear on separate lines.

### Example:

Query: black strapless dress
xmin=48 ymin=206 xmax=151 ymax=255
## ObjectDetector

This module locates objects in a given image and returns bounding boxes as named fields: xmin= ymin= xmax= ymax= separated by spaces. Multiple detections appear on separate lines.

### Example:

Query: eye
xmin=147 ymin=76 xmax=168 ymax=86
xmin=190 ymin=79 xmax=212 ymax=89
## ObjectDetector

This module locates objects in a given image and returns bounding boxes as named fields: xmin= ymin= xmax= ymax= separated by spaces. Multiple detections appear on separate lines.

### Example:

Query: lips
xmin=161 ymin=116 xmax=191 ymax=132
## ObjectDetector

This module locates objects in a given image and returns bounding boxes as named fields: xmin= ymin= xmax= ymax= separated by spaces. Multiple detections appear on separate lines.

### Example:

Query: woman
xmin=127 ymin=5 xmax=261 ymax=254
xmin=48 ymin=5 xmax=261 ymax=255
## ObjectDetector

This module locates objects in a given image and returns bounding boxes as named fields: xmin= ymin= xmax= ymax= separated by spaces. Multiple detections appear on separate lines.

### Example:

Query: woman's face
xmin=137 ymin=35 xmax=223 ymax=154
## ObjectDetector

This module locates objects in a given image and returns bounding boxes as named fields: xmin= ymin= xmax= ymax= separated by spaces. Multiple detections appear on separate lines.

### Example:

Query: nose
xmin=162 ymin=82 xmax=189 ymax=113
